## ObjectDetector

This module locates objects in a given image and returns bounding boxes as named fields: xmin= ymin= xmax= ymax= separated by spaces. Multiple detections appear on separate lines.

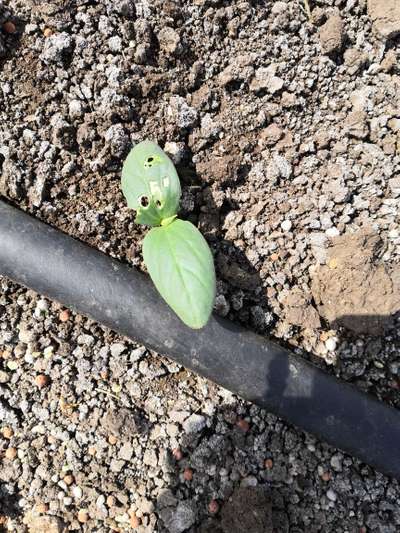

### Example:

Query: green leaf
xmin=121 ymin=140 xmax=181 ymax=226
xmin=143 ymin=219 xmax=216 ymax=329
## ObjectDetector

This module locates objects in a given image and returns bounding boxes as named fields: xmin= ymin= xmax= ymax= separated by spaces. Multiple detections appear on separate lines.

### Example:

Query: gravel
xmin=1 ymin=0 xmax=399 ymax=531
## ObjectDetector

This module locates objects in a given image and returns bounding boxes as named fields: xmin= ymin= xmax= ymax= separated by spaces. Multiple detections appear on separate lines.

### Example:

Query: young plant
xmin=121 ymin=140 xmax=216 ymax=329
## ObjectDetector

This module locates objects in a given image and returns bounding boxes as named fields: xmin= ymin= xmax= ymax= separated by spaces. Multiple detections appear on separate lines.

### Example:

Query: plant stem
xmin=303 ymin=0 xmax=312 ymax=20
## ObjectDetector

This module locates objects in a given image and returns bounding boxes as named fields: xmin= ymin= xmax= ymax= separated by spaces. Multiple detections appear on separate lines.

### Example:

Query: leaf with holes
xmin=121 ymin=140 xmax=181 ymax=226
xmin=143 ymin=219 xmax=216 ymax=329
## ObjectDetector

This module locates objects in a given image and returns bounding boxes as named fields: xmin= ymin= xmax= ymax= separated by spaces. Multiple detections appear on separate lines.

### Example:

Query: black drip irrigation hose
xmin=0 ymin=200 xmax=399 ymax=480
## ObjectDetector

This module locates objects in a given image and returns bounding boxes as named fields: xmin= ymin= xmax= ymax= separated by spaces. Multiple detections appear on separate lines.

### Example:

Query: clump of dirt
xmin=367 ymin=0 xmax=400 ymax=40
xmin=23 ymin=512 xmax=65 ymax=533
xmin=311 ymin=228 xmax=400 ymax=335
xmin=278 ymin=286 xmax=321 ymax=330
xmin=220 ymin=487 xmax=273 ymax=533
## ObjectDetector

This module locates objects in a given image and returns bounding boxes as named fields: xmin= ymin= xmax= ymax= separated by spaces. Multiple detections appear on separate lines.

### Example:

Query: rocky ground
xmin=0 ymin=0 xmax=399 ymax=531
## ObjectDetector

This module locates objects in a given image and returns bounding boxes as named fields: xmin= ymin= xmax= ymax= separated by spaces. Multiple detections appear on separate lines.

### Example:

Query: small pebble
xmin=96 ymin=495 xmax=105 ymax=509
xmin=0 ymin=370 xmax=10 ymax=383
xmin=327 ymin=489 xmax=337 ymax=502
xmin=3 ymin=21 xmax=16 ymax=34
xmin=129 ymin=512 xmax=140 ymax=528
xmin=236 ymin=418 xmax=250 ymax=432
xmin=325 ymin=227 xmax=340 ymax=238
xmin=106 ymin=495 xmax=116 ymax=507
xmin=59 ymin=309 xmax=70 ymax=322
xmin=35 ymin=503 xmax=49 ymax=514
xmin=35 ymin=374 xmax=50 ymax=388
xmin=112 ymin=383 xmax=121 ymax=394
xmin=172 ymin=448 xmax=183 ymax=461
xmin=108 ymin=35 xmax=122 ymax=52
xmin=63 ymin=474 xmax=74 ymax=486
xmin=264 ymin=458 xmax=274 ymax=469
xmin=77 ymin=509 xmax=89 ymax=523
xmin=321 ymin=471 xmax=331 ymax=482
xmin=208 ymin=499 xmax=219 ymax=514
xmin=325 ymin=337 xmax=338 ymax=352
xmin=72 ymin=486 xmax=83 ymax=499
xmin=183 ymin=468 xmax=193 ymax=481
xmin=281 ymin=219 xmax=292 ymax=232
xmin=5 ymin=447 xmax=17 ymax=460
xmin=2 ymin=427 xmax=14 ymax=439
xmin=1 ymin=349 xmax=11 ymax=359
xmin=7 ymin=361 xmax=19 ymax=371
xmin=58 ymin=480 xmax=68 ymax=492
xmin=43 ymin=346 xmax=54 ymax=358
xmin=35 ymin=299 xmax=49 ymax=316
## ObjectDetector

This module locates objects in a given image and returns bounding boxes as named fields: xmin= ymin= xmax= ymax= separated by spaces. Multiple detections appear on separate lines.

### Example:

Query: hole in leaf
xmin=140 ymin=196 xmax=149 ymax=207
xmin=156 ymin=200 xmax=161 ymax=208
xmin=144 ymin=156 xmax=155 ymax=168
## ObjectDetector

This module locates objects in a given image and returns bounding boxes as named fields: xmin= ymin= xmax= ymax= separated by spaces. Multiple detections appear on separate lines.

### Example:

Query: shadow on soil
xmin=149 ymin=310 xmax=399 ymax=533
xmin=148 ymin=164 xmax=399 ymax=532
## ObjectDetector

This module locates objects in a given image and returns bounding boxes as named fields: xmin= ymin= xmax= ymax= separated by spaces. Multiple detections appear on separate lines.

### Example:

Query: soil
xmin=0 ymin=0 xmax=399 ymax=532
xmin=311 ymin=227 xmax=400 ymax=335
xmin=219 ymin=487 xmax=273 ymax=533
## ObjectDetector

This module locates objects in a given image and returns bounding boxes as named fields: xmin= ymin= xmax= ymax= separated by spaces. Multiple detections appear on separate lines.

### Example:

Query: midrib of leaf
xmin=164 ymin=227 xmax=201 ymax=326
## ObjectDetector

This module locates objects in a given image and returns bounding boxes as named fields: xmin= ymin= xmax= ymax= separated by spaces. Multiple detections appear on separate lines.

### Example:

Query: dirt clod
xmin=24 ymin=513 xmax=65 ymax=533
xmin=279 ymin=287 xmax=321 ymax=330
xmin=367 ymin=0 xmax=400 ymax=40
xmin=319 ymin=12 xmax=344 ymax=54
xmin=221 ymin=487 xmax=273 ymax=533
xmin=311 ymin=229 xmax=400 ymax=335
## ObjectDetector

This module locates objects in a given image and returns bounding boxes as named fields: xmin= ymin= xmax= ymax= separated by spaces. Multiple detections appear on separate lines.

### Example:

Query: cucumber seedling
xmin=121 ymin=140 xmax=216 ymax=329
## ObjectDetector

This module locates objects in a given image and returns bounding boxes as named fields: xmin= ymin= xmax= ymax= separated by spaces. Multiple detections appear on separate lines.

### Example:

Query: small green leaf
xmin=143 ymin=219 xmax=216 ymax=329
xmin=121 ymin=140 xmax=181 ymax=226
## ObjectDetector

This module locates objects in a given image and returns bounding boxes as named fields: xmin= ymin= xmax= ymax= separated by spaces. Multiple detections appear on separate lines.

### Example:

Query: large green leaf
xmin=143 ymin=219 xmax=216 ymax=329
xmin=121 ymin=140 xmax=181 ymax=226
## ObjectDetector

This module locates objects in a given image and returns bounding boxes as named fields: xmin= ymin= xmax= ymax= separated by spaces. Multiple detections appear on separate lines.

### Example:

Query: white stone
xmin=69 ymin=99 xmax=83 ymax=119
xmin=182 ymin=413 xmax=206 ymax=434
xmin=72 ymin=486 xmax=83 ymax=499
xmin=325 ymin=337 xmax=338 ymax=352
xmin=108 ymin=36 xmax=122 ymax=52
xmin=327 ymin=489 xmax=337 ymax=502
xmin=325 ymin=227 xmax=340 ymax=238
xmin=281 ymin=220 xmax=292 ymax=232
